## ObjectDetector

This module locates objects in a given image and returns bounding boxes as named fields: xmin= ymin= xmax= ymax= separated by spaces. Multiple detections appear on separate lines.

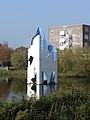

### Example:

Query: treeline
xmin=0 ymin=44 xmax=12 ymax=61
xmin=58 ymin=47 xmax=90 ymax=77
xmin=0 ymin=45 xmax=90 ymax=76
xmin=0 ymin=45 xmax=28 ymax=70
xmin=10 ymin=52 xmax=27 ymax=70
xmin=0 ymin=90 xmax=90 ymax=120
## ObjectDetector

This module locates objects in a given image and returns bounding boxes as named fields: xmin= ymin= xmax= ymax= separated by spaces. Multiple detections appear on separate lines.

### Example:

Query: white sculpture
xmin=27 ymin=84 xmax=57 ymax=99
xmin=27 ymin=28 xmax=57 ymax=85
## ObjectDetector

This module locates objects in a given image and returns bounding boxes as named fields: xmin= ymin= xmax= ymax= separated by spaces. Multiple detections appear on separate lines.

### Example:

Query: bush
xmin=58 ymin=48 xmax=90 ymax=77
xmin=10 ymin=52 xmax=27 ymax=70
xmin=0 ymin=90 xmax=90 ymax=120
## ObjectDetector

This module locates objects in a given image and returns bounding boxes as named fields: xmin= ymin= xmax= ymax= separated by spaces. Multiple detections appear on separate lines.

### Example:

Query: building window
xmin=77 ymin=35 xmax=80 ymax=38
xmin=59 ymin=31 xmax=65 ymax=36
xmin=77 ymin=27 xmax=80 ymax=31
xmin=51 ymin=30 xmax=53 ymax=33
xmin=84 ymin=27 xmax=89 ymax=32
xmin=84 ymin=42 xmax=89 ymax=48
xmin=84 ymin=34 xmax=89 ymax=40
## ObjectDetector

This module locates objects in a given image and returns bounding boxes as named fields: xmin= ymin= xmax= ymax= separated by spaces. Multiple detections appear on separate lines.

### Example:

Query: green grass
xmin=0 ymin=90 xmax=90 ymax=120
xmin=0 ymin=70 xmax=27 ymax=78
xmin=58 ymin=72 xmax=88 ymax=78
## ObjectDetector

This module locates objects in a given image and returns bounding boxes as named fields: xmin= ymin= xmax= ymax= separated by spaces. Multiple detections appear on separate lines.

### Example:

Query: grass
xmin=58 ymin=71 xmax=90 ymax=78
xmin=0 ymin=90 xmax=90 ymax=120
xmin=0 ymin=70 xmax=27 ymax=78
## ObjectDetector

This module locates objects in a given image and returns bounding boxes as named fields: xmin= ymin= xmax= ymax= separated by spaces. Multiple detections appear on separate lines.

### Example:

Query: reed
xmin=0 ymin=70 xmax=26 ymax=78
xmin=0 ymin=90 xmax=90 ymax=120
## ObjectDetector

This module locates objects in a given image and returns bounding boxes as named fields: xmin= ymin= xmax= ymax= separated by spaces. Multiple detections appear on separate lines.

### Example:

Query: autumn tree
xmin=0 ymin=45 xmax=12 ymax=61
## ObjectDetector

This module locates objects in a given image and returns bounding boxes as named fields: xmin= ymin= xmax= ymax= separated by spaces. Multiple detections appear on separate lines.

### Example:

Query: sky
xmin=0 ymin=0 xmax=90 ymax=49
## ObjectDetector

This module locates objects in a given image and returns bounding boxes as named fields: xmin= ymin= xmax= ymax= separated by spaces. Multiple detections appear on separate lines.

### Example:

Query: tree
xmin=0 ymin=45 xmax=12 ymax=61
xmin=58 ymin=47 xmax=90 ymax=77
xmin=58 ymin=49 xmax=75 ymax=73
xmin=10 ymin=52 xmax=27 ymax=70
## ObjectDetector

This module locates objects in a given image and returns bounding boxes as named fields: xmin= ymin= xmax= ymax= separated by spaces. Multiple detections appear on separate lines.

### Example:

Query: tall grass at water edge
xmin=0 ymin=89 xmax=90 ymax=120
xmin=0 ymin=70 xmax=26 ymax=78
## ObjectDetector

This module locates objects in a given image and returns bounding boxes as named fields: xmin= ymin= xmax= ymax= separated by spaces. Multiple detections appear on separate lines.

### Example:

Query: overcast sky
xmin=0 ymin=0 xmax=90 ymax=49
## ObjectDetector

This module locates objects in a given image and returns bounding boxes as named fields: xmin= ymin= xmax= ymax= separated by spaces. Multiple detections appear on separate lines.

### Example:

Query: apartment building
xmin=48 ymin=24 xmax=90 ymax=50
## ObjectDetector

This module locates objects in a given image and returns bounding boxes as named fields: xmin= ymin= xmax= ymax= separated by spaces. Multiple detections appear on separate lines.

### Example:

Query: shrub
xmin=58 ymin=48 xmax=90 ymax=77
xmin=0 ymin=90 xmax=90 ymax=120
xmin=10 ymin=52 xmax=27 ymax=70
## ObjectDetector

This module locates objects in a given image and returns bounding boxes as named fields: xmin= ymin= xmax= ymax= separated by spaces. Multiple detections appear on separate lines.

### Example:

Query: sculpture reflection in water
xmin=27 ymin=28 xmax=57 ymax=99
xmin=27 ymin=84 xmax=57 ymax=99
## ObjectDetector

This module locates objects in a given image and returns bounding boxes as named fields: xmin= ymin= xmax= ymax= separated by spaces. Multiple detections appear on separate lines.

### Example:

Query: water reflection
xmin=27 ymin=84 xmax=57 ymax=99
xmin=0 ymin=77 xmax=26 ymax=100
xmin=0 ymin=78 xmax=12 ymax=99
xmin=0 ymin=77 xmax=90 ymax=101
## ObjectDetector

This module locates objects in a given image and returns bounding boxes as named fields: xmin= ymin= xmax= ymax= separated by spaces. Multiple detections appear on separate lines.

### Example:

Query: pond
xmin=0 ymin=77 xmax=27 ymax=101
xmin=0 ymin=77 xmax=90 ymax=101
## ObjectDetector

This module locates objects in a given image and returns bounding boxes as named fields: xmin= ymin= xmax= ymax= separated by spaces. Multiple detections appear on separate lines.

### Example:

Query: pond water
xmin=0 ymin=77 xmax=90 ymax=101
xmin=0 ymin=77 xmax=27 ymax=101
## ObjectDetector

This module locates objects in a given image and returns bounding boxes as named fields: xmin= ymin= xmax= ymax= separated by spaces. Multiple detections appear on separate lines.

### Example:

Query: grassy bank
xmin=0 ymin=90 xmax=90 ymax=120
xmin=58 ymin=71 xmax=90 ymax=78
xmin=0 ymin=70 xmax=27 ymax=78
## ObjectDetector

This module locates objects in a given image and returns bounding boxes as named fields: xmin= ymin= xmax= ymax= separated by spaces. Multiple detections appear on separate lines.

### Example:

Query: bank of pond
xmin=0 ymin=90 xmax=90 ymax=120
xmin=0 ymin=77 xmax=90 ymax=120
xmin=0 ymin=69 xmax=90 ymax=80
xmin=0 ymin=70 xmax=27 ymax=78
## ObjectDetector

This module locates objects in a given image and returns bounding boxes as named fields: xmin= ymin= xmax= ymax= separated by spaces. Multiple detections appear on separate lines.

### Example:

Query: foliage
xmin=0 ymin=90 xmax=90 ymax=120
xmin=0 ymin=70 xmax=26 ymax=78
xmin=10 ymin=52 xmax=27 ymax=70
xmin=0 ymin=45 xmax=12 ymax=61
xmin=58 ymin=47 xmax=90 ymax=77
xmin=58 ymin=49 xmax=75 ymax=73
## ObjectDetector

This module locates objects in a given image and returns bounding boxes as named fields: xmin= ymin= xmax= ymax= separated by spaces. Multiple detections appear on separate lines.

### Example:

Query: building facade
xmin=48 ymin=24 xmax=90 ymax=50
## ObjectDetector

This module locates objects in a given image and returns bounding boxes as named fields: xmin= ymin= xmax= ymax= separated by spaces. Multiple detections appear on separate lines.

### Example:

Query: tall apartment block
xmin=48 ymin=24 xmax=90 ymax=50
